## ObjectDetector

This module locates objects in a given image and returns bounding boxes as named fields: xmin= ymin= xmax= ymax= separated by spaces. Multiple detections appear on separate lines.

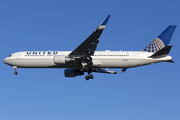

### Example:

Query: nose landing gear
xmin=13 ymin=66 xmax=18 ymax=75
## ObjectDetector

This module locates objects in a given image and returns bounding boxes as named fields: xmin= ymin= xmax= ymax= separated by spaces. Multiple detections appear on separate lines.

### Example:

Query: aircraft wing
xmin=92 ymin=68 xmax=127 ymax=74
xmin=92 ymin=68 xmax=117 ymax=74
xmin=69 ymin=15 xmax=111 ymax=57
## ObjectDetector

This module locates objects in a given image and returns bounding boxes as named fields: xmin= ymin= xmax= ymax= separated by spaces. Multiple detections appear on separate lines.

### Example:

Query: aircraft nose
xmin=3 ymin=57 xmax=9 ymax=64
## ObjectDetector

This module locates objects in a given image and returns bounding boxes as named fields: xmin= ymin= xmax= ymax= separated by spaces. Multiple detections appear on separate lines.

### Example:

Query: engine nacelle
xmin=54 ymin=55 xmax=75 ymax=64
xmin=64 ymin=69 xmax=84 ymax=77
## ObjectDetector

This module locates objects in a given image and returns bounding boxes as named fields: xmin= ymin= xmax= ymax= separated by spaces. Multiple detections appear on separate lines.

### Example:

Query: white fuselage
xmin=3 ymin=50 xmax=172 ymax=69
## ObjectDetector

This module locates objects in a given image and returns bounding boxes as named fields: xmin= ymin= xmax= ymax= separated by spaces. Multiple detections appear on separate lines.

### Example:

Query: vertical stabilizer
xmin=142 ymin=25 xmax=176 ymax=53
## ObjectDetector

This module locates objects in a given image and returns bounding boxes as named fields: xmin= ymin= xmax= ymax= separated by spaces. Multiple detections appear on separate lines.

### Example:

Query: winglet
xmin=98 ymin=15 xmax=111 ymax=29
xmin=101 ymin=14 xmax=111 ymax=25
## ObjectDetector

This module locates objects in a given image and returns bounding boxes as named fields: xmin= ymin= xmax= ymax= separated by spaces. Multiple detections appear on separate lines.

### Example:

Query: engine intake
xmin=54 ymin=55 xmax=75 ymax=64
xmin=64 ymin=69 xmax=84 ymax=77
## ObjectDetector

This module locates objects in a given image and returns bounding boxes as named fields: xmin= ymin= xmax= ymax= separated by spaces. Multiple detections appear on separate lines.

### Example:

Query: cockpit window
xmin=8 ymin=55 xmax=11 ymax=57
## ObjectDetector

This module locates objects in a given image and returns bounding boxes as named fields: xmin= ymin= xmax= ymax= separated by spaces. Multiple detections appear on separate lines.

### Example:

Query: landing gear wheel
xmin=13 ymin=66 xmax=18 ymax=75
xmin=85 ymin=76 xmax=90 ymax=80
xmin=89 ymin=74 xmax=94 ymax=79
xmin=14 ymin=71 xmax=18 ymax=75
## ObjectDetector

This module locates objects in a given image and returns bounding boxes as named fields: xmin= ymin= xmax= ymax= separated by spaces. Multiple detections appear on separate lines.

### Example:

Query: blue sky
xmin=0 ymin=0 xmax=180 ymax=120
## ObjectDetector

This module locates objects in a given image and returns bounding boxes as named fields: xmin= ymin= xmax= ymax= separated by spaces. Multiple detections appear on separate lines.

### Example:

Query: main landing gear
xmin=81 ymin=57 xmax=94 ymax=80
xmin=13 ymin=66 xmax=18 ymax=75
xmin=81 ymin=63 xmax=94 ymax=80
xmin=85 ymin=69 xmax=94 ymax=80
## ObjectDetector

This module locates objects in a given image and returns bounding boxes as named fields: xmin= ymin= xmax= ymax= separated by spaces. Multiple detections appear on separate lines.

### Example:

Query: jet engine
xmin=64 ymin=69 xmax=84 ymax=77
xmin=54 ymin=55 xmax=75 ymax=64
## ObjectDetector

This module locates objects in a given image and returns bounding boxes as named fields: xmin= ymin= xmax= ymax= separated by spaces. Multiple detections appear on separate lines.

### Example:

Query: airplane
xmin=3 ymin=15 xmax=177 ymax=80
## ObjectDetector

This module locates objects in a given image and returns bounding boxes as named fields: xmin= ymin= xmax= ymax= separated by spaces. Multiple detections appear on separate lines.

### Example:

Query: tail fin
xmin=142 ymin=25 xmax=176 ymax=53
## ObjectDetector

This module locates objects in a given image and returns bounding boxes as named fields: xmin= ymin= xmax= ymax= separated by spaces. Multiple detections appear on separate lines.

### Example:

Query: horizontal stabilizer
xmin=149 ymin=45 xmax=172 ymax=58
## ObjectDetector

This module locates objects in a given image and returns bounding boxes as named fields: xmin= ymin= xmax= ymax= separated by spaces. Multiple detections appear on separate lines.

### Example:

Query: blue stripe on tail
xmin=158 ymin=25 xmax=176 ymax=45
xmin=142 ymin=25 xmax=176 ymax=53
